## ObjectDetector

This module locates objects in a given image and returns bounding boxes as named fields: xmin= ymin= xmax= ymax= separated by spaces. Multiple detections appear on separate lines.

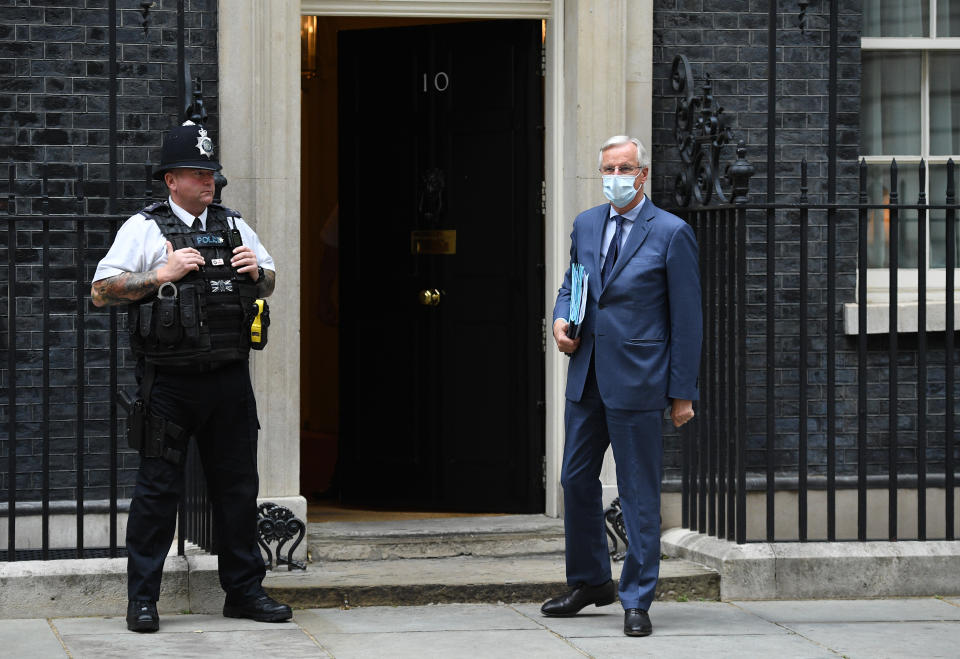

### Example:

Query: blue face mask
xmin=602 ymin=174 xmax=640 ymax=207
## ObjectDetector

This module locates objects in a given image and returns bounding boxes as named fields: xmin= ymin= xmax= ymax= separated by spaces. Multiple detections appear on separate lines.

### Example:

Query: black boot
xmin=223 ymin=593 xmax=293 ymax=622
xmin=126 ymin=600 xmax=159 ymax=633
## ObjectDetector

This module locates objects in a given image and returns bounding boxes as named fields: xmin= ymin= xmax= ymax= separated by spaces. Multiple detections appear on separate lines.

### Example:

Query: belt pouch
xmin=128 ymin=305 xmax=139 ymax=335
xmin=179 ymin=284 xmax=199 ymax=341
xmin=251 ymin=300 xmax=269 ymax=350
xmin=156 ymin=295 xmax=182 ymax=345
xmin=143 ymin=414 xmax=166 ymax=458
xmin=139 ymin=301 xmax=154 ymax=338
xmin=126 ymin=398 xmax=146 ymax=450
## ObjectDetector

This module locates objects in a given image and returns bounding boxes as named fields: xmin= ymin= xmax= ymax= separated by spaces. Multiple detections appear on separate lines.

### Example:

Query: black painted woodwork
xmin=338 ymin=20 xmax=545 ymax=512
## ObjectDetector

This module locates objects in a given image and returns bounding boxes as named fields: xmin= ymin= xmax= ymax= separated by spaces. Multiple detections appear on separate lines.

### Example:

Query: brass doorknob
xmin=418 ymin=288 xmax=441 ymax=306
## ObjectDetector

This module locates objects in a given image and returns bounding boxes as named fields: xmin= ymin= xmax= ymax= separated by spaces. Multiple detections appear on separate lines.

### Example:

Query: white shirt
xmin=600 ymin=195 xmax=646 ymax=270
xmin=92 ymin=197 xmax=275 ymax=282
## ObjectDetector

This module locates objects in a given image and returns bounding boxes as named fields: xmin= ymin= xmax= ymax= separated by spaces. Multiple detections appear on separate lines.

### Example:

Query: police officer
xmin=91 ymin=121 xmax=290 ymax=632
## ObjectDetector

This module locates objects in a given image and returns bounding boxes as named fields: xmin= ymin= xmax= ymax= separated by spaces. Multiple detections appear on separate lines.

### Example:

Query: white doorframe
xmin=300 ymin=0 xmax=552 ymax=18
xmin=299 ymin=0 xmax=567 ymax=517
xmin=219 ymin=0 xmax=653 ymax=519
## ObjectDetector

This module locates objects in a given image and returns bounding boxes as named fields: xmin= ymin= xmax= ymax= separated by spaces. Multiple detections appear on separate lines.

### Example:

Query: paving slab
xmin=315 ymin=629 xmax=586 ymax=659
xmin=59 ymin=628 xmax=325 ymax=659
xmin=22 ymin=598 xmax=960 ymax=658
xmin=732 ymin=597 xmax=960 ymax=623
xmin=512 ymin=601 xmax=787 ymax=638
xmin=783 ymin=621 xmax=960 ymax=659
xmin=295 ymin=603 xmax=539 ymax=634
xmin=0 ymin=618 xmax=68 ymax=658
xmin=569 ymin=632 xmax=838 ymax=659
xmin=51 ymin=614 xmax=325 ymax=659
xmin=51 ymin=613 xmax=301 ymax=635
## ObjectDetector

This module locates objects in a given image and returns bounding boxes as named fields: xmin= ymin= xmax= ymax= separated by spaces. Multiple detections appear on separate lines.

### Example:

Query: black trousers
xmin=126 ymin=359 xmax=266 ymax=602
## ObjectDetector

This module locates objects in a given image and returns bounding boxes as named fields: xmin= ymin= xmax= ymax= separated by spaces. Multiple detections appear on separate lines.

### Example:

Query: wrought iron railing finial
xmin=728 ymin=141 xmax=753 ymax=204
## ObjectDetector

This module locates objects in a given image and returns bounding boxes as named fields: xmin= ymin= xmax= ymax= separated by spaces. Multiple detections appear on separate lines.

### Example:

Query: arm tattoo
xmin=90 ymin=271 xmax=161 ymax=307
xmin=256 ymin=269 xmax=276 ymax=298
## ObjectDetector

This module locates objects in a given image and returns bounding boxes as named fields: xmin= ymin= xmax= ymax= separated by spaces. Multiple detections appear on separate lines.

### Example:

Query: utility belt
xmin=119 ymin=381 xmax=189 ymax=466
xmin=130 ymin=281 xmax=211 ymax=360
xmin=129 ymin=283 xmax=268 ymax=363
xmin=154 ymin=361 xmax=238 ymax=375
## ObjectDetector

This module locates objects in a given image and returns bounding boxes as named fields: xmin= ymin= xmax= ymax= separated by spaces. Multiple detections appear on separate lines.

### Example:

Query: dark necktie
xmin=191 ymin=216 xmax=201 ymax=231
xmin=601 ymin=215 xmax=625 ymax=286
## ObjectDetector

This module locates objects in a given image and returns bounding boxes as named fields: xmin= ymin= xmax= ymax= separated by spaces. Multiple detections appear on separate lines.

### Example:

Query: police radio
xmin=250 ymin=299 xmax=269 ymax=349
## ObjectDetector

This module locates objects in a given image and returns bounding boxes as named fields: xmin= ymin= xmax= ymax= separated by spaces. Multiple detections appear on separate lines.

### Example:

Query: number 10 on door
xmin=422 ymin=72 xmax=449 ymax=92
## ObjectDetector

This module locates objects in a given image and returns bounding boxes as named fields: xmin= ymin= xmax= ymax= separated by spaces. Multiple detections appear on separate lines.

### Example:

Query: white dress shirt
xmin=599 ymin=195 xmax=646 ymax=271
xmin=93 ymin=197 xmax=275 ymax=282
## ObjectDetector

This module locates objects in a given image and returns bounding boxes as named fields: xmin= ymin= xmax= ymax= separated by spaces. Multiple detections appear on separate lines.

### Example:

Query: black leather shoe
xmin=540 ymin=580 xmax=617 ymax=617
xmin=223 ymin=593 xmax=292 ymax=622
xmin=126 ymin=600 xmax=159 ymax=633
xmin=624 ymin=608 xmax=652 ymax=637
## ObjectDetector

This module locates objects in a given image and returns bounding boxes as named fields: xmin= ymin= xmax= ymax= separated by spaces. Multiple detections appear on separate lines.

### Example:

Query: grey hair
xmin=598 ymin=135 xmax=650 ymax=170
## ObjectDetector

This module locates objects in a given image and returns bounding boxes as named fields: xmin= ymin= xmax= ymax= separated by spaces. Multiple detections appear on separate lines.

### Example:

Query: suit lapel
xmin=591 ymin=205 xmax=608 ymax=295
xmin=603 ymin=197 xmax=655 ymax=289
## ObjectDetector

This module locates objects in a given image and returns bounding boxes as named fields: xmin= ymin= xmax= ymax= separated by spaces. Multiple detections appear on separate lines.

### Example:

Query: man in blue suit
xmin=542 ymin=135 xmax=702 ymax=637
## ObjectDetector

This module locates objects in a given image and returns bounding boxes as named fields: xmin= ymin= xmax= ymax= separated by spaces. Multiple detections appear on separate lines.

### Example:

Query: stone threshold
xmin=264 ymin=554 xmax=718 ymax=609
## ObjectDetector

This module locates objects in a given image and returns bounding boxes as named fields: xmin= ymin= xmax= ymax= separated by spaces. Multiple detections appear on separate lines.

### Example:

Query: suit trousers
xmin=561 ymin=357 xmax=664 ymax=611
xmin=126 ymin=359 xmax=266 ymax=602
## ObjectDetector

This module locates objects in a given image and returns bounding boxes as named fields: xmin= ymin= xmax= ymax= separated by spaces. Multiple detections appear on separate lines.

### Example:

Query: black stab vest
xmin=128 ymin=201 xmax=258 ymax=367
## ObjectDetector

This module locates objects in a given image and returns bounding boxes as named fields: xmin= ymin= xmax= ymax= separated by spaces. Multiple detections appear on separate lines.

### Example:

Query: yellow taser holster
xmin=250 ymin=299 xmax=269 ymax=350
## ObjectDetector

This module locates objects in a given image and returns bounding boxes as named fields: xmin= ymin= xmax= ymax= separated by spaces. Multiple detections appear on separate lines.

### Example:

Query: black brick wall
xmin=651 ymin=0 xmax=862 ymax=206
xmin=653 ymin=2 xmax=960 ymax=486
xmin=0 ymin=0 xmax=219 ymax=505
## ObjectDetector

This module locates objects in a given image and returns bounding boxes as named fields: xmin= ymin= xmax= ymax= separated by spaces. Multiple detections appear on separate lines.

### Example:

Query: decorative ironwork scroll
xmin=604 ymin=497 xmax=628 ymax=562
xmin=256 ymin=502 xmax=307 ymax=571
xmin=671 ymin=54 xmax=740 ymax=207
xmin=140 ymin=2 xmax=155 ymax=37
xmin=798 ymin=1 xmax=810 ymax=34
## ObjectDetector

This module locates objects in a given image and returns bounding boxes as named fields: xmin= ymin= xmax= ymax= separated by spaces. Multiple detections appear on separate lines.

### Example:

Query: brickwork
xmin=652 ymin=2 xmax=960 ymax=486
xmin=3 ymin=1 xmax=958 ymax=513
xmin=651 ymin=0 xmax=862 ymax=207
xmin=0 ymin=0 xmax=219 ymax=503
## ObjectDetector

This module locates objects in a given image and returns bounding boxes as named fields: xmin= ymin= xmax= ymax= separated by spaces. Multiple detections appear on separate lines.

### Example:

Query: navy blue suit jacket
xmin=553 ymin=198 xmax=703 ymax=411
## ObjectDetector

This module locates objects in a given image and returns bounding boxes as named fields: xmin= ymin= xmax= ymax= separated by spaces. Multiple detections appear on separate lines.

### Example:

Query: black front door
xmin=338 ymin=20 xmax=544 ymax=512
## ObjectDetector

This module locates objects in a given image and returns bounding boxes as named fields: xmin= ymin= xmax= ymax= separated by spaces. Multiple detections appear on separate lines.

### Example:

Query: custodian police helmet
xmin=153 ymin=120 xmax=222 ymax=180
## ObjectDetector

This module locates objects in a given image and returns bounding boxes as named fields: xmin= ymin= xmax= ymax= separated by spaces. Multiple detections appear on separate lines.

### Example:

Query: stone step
xmin=307 ymin=515 xmax=567 ymax=562
xmin=263 ymin=554 xmax=719 ymax=609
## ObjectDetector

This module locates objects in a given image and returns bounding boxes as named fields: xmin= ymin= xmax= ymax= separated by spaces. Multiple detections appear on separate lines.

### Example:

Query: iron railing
xmin=0 ymin=0 xmax=218 ymax=561
xmin=1 ymin=170 xmax=128 ymax=559
xmin=679 ymin=158 xmax=959 ymax=543
xmin=1 ymin=167 xmax=214 ymax=560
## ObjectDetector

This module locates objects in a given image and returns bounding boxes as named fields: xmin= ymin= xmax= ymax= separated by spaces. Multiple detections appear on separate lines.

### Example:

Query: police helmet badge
xmin=153 ymin=120 xmax=223 ymax=180
xmin=195 ymin=127 xmax=214 ymax=159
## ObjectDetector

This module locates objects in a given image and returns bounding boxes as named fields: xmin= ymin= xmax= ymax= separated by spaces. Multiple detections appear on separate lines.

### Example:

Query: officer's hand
xmin=231 ymin=245 xmax=259 ymax=280
xmin=671 ymin=399 xmax=695 ymax=428
xmin=553 ymin=318 xmax=580 ymax=354
xmin=159 ymin=240 xmax=204 ymax=282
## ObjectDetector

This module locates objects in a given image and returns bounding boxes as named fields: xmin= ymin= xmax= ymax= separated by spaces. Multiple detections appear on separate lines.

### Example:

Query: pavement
xmin=7 ymin=597 xmax=960 ymax=658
